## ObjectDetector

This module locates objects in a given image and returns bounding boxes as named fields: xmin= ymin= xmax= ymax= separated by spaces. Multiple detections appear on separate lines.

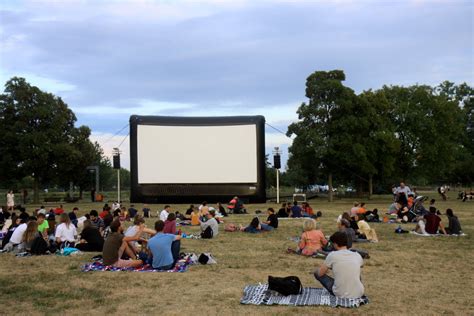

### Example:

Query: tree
xmin=0 ymin=77 xmax=99 ymax=203
xmin=287 ymin=70 xmax=356 ymax=201
xmin=383 ymin=84 xmax=465 ymax=183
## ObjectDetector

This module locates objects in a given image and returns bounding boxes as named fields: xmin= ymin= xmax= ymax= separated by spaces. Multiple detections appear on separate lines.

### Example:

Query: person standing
xmin=6 ymin=190 xmax=14 ymax=211
xmin=91 ymin=187 xmax=96 ymax=202
xmin=313 ymin=231 xmax=365 ymax=298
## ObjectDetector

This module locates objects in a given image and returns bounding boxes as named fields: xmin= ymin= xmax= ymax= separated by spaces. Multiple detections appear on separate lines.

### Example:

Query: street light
xmin=113 ymin=148 xmax=121 ymax=204
xmin=273 ymin=147 xmax=281 ymax=203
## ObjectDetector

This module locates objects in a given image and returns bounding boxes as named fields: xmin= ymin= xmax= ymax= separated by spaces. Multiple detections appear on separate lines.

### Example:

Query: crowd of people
xmin=0 ymin=187 xmax=466 ymax=301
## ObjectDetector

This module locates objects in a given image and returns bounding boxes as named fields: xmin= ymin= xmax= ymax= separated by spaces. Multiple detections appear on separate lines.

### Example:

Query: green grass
xmin=0 ymin=191 xmax=473 ymax=315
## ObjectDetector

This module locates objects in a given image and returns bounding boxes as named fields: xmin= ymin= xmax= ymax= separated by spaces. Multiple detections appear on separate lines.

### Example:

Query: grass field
xmin=0 ymin=191 xmax=473 ymax=315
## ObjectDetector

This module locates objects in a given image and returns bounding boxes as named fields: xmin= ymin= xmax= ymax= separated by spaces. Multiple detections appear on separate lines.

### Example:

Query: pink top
xmin=299 ymin=230 xmax=327 ymax=256
xmin=163 ymin=220 xmax=176 ymax=234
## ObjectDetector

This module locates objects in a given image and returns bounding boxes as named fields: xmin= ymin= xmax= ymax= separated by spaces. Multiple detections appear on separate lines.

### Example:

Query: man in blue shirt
xmin=147 ymin=220 xmax=181 ymax=270
xmin=290 ymin=201 xmax=302 ymax=218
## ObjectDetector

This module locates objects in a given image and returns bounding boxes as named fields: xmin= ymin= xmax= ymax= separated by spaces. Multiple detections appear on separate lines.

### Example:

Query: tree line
xmin=282 ymin=70 xmax=473 ymax=199
xmin=0 ymin=77 xmax=130 ymax=203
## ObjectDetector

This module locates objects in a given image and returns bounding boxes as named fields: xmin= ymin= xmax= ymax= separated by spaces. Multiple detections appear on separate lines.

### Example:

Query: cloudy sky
xmin=1 ymin=0 xmax=473 ymax=169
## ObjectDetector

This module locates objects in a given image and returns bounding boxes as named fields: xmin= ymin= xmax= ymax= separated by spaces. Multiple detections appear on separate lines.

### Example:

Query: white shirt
xmin=324 ymin=249 xmax=364 ymax=298
xmin=160 ymin=210 xmax=169 ymax=222
xmin=396 ymin=186 xmax=411 ymax=198
xmin=10 ymin=223 xmax=27 ymax=244
xmin=55 ymin=223 xmax=77 ymax=242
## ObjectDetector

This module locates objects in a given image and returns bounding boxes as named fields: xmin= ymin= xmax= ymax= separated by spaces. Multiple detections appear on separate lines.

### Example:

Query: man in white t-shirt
xmin=3 ymin=219 xmax=29 ymax=252
xmin=159 ymin=205 xmax=171 ymax=222
xmin=314 ymin=231 xmax=364 ymax=298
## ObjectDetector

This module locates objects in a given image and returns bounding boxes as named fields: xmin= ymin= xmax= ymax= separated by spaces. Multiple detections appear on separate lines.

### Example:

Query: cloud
xmin=1 ymin=0 xmax=473 ymax=172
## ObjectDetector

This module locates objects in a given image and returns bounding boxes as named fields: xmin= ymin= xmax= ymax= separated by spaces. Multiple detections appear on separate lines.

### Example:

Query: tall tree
xmin=0 ymin=77 xmax=98 ymax=202
xmin=287 ymin=70 xmax=356 ymax=201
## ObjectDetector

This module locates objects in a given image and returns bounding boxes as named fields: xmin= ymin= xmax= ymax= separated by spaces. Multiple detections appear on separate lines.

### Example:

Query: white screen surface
xmin=137 ymin=124 xmax=257 ymax=184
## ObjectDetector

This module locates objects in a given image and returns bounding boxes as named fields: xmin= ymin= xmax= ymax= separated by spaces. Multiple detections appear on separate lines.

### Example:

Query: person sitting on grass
xmin=261 ymin=208 xmax=278 ymax=229
xmin=191 ymin=208 xmax=200 ymax=226
xmin=277 ymin=203 xmax=289 ymax=218
xmin=297 ymin=219 xmax=327 ymax=256
xmin=55 ymin=213 xmax=77 ymax=248
xmin=68 ymin=207 xmax=79 ymax=227
xmin=159 ymin=205 xmax=171 ymax=222
xmin=147 ymin=220 xmax=181 ymax=270
xmin=163 ymin=213 xmax=177 ymax=234
xmin=124 ymin=215 xmax=155 ymax=254
xmin=338 ymin=219 xmax=356 ymax=247
xmin=354 ymin=214 xmax=378 ymax=242
xmin=199 ymin=211 xmax=219 ymax=238
xmin=313 ymin=231 xmax=365 ymax=298
xmin=102 ymin=220 xmax=144 ymax=268
xmin=445 ymin=209 xmax=462 ymax=235
xmin=301 ymin=202 xmax=315 ymax=217
xmin=142 ymin=204 xmax=150 ymax=218
xmin=89 ymin=210 xmax=105 ymax=235
xmin=37 ymin=213 xmax=49 ymax=240
xmin=75 ymin=219 xmax=104 ymax=252
xmin=217 ymin=202 xmax=228 ymax=217
xmin=102 ymin=213 xmax=114 ymax=240
xmin=350 ymin=202 xmax=360 ymax=217
xmin=19 ymin=220 xmax=39 ymax=252
xmin=290 ymin=201 xmax=302 ymax=218
xmin=425 ymin=207 xmax=447 ymax=235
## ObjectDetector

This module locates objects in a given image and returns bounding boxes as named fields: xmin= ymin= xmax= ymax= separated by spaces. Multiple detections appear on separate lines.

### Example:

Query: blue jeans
xmin=260 ymin=224 xmax=274 ymax=231
xmin=314 ymin=269 xmax=334 ymax=295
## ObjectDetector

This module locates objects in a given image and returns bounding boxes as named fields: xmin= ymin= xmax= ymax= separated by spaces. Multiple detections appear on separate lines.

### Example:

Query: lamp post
xmin=273 ymin=147 xmax=281 ymax=203
xmin=113 ymin=148 xmax=121 ymax=203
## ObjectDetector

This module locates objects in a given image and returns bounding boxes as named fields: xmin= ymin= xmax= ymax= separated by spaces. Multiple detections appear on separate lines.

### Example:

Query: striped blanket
xmin=240 ymin=284 xmax=369 ymax=308
xmin=82 ymin=258 xmax=190 ymax=272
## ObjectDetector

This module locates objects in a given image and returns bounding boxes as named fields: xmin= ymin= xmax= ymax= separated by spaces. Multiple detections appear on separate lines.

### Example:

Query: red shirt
xmin=99 ymin=210 xmax=109 ymax=219
xmin=54 ymin=208 xmax=65 ymax=215
xmin=163 ymin=220 xmax=176 ymax=234
xmin=425 ymin=213 xmax=441 ymax=234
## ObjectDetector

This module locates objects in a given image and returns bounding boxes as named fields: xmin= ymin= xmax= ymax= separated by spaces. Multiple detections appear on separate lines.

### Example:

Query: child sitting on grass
xmin=288 ymin=219 xmax=327 ymax=256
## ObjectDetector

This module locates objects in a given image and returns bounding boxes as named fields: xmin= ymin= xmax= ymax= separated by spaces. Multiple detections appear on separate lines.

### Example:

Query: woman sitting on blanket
xmin=291 ymin=219 xmax=327 ymax=256
xmin=124 ymin=215 xmax=156 ymax=254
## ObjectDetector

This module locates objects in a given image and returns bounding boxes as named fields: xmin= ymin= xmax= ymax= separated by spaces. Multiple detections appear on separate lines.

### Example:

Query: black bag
xmin=198 ymin=253 xmax=209 ymax=264
xmin=201 ymin=226 xmax=213 ymax=239
xmin=30 ymin=236 xmax=48 ymax=255
xmin=268 ymin=276 xmax=302 ymax=296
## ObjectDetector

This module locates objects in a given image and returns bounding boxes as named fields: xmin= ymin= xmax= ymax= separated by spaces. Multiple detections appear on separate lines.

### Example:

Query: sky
xmin=1 ymin=0 xmax=473 ymax=170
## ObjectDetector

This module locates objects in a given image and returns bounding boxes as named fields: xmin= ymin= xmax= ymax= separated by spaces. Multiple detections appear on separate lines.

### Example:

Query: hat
xmin=38 ymin=209 xmax=46 ymax=215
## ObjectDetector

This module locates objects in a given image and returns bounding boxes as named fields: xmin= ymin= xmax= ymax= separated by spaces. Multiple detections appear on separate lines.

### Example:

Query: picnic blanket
xmin=82 ymin=258 xmax=191 ymax=272
xmin=240 ymin=284 xmax=369 ymax=308
xmin=409 ymin=231 xmax=467 ymax=237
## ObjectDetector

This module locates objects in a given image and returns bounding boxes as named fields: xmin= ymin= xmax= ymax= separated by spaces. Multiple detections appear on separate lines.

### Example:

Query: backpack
xmin=30 ymin=236 xmax=48 ymax=255
xmin=268 ymin=276 xmax=303 ymax=296
xmin=201 ymin=226 xmax=213 ymax=239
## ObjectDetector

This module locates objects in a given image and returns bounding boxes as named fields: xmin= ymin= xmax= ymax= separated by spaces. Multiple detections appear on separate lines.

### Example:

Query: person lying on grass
xmin=102 ymin=219 xmax=144 ymax=268
xmin=240 ymin=216 xmax=273 ymax=233
xmin=147 ymin=220 xmax=181 ymax=270
xmin=314 ymin=231 xmax=365 ymax=299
